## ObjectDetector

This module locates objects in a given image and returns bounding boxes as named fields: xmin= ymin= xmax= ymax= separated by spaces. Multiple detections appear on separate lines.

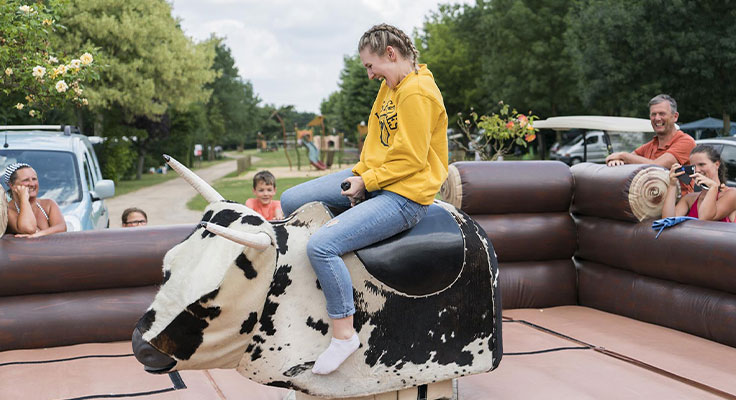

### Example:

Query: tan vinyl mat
xmin=456 ymin=306 xmax=736 ymax=400
xmin=3 ymin=307 xmax=735 ymax=399
xmin=0 ymin=341 xmax=289 ymax=399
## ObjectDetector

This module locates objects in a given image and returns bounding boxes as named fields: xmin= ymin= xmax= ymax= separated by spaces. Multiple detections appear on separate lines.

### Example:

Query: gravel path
xmin=106 ymin=157 xmax=338 ymax=228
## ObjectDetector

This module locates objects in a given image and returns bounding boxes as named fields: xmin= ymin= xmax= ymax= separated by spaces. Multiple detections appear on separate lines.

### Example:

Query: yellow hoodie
xmin=352 ymin=64 xmax=448 ymax=205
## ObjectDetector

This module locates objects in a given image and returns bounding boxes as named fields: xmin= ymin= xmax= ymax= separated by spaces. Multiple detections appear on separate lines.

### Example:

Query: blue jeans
xmin=281 ymin=169 xmax=428 ymax=319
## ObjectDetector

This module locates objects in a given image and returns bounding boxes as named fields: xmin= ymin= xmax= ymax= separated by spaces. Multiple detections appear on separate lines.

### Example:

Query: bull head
xmin=133 ymin=156 xmax=279 ymax=372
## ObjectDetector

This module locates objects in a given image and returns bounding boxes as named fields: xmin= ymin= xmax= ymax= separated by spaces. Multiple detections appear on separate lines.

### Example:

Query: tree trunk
xmin=94 ymin=113 xmax=104 ymax=137
xmin=723 ymin=112 xmax=731 ymax=137
xmin=136 ymin=151 xmax=145 ymax=180
xmin=76 ymin=109 xmax=85 ymax=134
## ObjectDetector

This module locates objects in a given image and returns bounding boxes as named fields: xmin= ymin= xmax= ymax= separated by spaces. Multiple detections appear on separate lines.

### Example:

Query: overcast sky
xmin=170 ymin=0 xmax=466 ymax=114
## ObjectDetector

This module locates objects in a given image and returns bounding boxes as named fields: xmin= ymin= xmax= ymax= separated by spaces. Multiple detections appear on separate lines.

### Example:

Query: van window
xmin=721 ymin=145 xmax=736 ymax=162
xmin=0 ymin=150 xmax=82 ymax=204
xmin=84 ymin=140 xmax=102 ymax=182
xmin=82 ymin=149 xmax=96 ymax=190
xmin=83 ymin=158 xmax=94 ymax=191
xmin=585 ymin=136 xmax=599 ymax=145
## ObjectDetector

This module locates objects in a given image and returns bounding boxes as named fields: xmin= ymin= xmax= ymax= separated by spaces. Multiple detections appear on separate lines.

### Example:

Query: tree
xmin=205 ymin=39 xmax=262 ymax=151
xmin=566 ymin=0 xmax=736 ymax=127
xmin=0 ymin=0 xmax=100 ymax=123
xmin=416 ymin=3 xmax=485 ymax=119
xmin=479 ymin=0 xmax=580 ymax=118
xmin=54 ymin=0 xmax=216 ymax=178
xmin=320 ymin=54 xmax=379 ymax=142
xmin=320 ymin=91 xmax=345 ymax=135
xmin=565 ymin=0 xmax=656 ymax=116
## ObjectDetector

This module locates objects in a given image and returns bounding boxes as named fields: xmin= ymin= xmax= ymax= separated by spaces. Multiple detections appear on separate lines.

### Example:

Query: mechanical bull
xmin=132 ymin=155 xmax=502 ymax=398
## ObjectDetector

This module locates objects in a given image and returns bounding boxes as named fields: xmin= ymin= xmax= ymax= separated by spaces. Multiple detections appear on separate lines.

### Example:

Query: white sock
xmin=311 ymin=333 xmax=360 ymax=375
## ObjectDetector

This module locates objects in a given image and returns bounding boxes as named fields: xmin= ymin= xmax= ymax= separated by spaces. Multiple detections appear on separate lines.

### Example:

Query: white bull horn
xmin=163 ymin=154 xmax=224 ymax=203
xmin=201 ymin=222 xmax=271 ymax=250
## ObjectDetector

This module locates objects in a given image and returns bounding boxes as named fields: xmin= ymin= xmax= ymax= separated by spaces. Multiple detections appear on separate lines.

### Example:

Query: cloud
xmin=170 ymin=0 xmax=464 ymax=113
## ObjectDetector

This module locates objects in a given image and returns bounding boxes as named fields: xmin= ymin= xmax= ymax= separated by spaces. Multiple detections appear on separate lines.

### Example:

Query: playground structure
xmin=295 ymin=115 xmax=342 ymax=171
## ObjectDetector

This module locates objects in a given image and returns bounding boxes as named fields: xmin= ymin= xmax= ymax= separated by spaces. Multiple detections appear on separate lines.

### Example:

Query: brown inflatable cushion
xmin=577 ymin=261 xmax=736 ymax=348
xmin=474 ymin=213 xmax=577 ymax=263
xmin=0 ymin=225 xmax=194 ymax=296
xmin=0 ymin=286 xmax=157 ymax=350
xmin=571 ymin=162 xmax=670 ymax=222
xmin=575 ymin=216 xmax=736 ymax=295
xmin=441 ymin=161 xmax=573 ymax=214
xmin=498 ymin=260 xmax=577 ymax=309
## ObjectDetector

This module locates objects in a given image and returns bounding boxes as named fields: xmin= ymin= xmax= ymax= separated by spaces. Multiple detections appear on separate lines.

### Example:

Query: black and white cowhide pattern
xmin=134 ymin=199 xmax=501 ymax=398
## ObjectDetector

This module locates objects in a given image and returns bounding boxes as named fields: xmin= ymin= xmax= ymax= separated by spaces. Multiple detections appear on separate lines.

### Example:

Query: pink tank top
xmin=686 ymin=193 xmax=732 ymax=222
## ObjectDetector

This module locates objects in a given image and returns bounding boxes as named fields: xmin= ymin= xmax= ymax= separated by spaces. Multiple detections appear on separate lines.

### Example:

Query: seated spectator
xmin=4 ymin=163 xmax=66 ymax=237
xmin=662 ymin=145 xmax=735 ymax=222
xmin=122 ymin=207 xmax=148 ymax=227
xmin=245 ymin=170 xmax=284 ymax=221
xmin=606 ymin=94 xmax=696 ymax=193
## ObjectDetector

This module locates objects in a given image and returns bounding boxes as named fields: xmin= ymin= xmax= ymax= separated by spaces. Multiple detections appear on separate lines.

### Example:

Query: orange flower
xmin=506 ymin=121 xmax=514 ymax=129
xmin=524 ymin=133 xmax=536 ymax=142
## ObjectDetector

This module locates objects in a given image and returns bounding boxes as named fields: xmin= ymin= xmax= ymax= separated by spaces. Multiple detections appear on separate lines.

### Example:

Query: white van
xmin=537 ymin=116 xmax=653 ymax=165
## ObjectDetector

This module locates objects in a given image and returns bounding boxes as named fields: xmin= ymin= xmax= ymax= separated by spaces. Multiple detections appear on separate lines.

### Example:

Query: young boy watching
xmin=246 ymin=170 xmax=284 ymax=221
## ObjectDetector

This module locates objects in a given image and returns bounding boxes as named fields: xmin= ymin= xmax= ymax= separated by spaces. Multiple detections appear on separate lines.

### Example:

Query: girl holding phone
xmin=662 ymin=145 xmax=735 ymax=222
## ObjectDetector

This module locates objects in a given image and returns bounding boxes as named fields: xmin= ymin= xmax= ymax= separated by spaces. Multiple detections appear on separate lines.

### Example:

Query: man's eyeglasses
xmin=124 ymin=219 xmax=147 ymax=226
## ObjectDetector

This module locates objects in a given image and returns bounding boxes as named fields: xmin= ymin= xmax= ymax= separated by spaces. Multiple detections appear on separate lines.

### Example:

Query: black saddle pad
xmin=352 ymin=204 xmax=465 ymax=296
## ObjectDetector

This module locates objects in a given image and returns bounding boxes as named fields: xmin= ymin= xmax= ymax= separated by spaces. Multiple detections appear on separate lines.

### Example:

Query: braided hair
xmin=358 ymin=23 xmax=420 ymax=73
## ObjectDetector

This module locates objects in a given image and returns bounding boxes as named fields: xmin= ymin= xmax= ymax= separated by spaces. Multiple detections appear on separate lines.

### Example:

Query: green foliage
xmin=95 ymin=137 xmax=136 ymax=182
xmin=54 ymin=0 xmax=216 ymax=120
xmin=206 ymin=39 xmax=262 ymax=149
xmin=455 ymin=102 xmax=538 ymax=161
xmin=51 ymin=0 xmax=217 ymax=178
xmin=566 ymin=0 xmax=736 ymax=123
xmin=320 ymin=54 xmax=380 ymax=141
xmin=416 ymin=3 xmax=485 ymax=119
xmin=0 ymin=0 xmax=100 ymax=121
xmin=479 ymin=0 xmax=580 ymax=117
xmin=565 ymin=0 xmax=654 ymax=116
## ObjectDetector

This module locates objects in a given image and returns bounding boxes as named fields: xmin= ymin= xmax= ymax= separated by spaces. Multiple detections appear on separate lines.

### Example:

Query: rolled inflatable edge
xmin=628 ymin=166 xmax=671 ymax=221
xmin=440 ymin=164 xmax=463 ymax=209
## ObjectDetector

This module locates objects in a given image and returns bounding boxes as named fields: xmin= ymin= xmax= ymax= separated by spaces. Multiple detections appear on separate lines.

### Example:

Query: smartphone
xmin=676 ymin=165 xmax=695 ymax=185
xmin=677 ymin=165 xmax=709 ymax=191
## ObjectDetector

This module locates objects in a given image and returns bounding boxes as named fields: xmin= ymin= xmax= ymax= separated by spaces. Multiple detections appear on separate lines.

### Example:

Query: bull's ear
xmin=164 ymin=154 xmax=225 ymax=203
xmin=201 ymin=222 xmax=271 ymax=250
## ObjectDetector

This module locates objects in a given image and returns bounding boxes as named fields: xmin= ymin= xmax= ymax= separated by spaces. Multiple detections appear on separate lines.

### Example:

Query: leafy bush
xmin=96 ymin=137 xmax=136 ymax=182
xmin=455 ymin=102 xmax=538 ymax=161
xmin=0 ymin=0 xmax=100 ymax=120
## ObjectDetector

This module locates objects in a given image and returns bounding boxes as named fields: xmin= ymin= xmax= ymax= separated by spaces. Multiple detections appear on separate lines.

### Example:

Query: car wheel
xmin=571 ymin=157 xmax=582 ymax=165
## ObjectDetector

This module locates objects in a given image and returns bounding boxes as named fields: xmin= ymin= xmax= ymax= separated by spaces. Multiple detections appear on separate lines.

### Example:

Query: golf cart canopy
xmin=533 ymin=116 xmax=654 ymax=133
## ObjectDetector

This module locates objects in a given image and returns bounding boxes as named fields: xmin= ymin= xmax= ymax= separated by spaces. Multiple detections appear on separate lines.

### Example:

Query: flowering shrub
xmin=454 ymin=102 xmax=538 ymax=161
xmin=0 ymin=0 xmax=100 ymax=120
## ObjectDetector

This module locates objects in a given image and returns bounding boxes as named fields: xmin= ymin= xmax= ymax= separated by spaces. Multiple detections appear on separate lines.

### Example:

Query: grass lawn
xmin=240 ymin=147 xmax=357 ymax=170
xmin=113 ymin=158 xmax=232 ymax=197
xmin=186 ymin=176 xmax=314 ymax=211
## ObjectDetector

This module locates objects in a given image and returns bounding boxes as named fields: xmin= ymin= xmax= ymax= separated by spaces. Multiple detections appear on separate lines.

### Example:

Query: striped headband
xmin=3 ymin=163 xmax=31 ymax=185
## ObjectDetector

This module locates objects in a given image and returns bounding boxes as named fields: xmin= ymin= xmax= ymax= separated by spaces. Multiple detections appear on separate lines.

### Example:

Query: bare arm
xmin=697 ymin=184 xmax=736 ymax=221
xmin=7 ymin=186 xmax=37 ymax=234
xmin=661 ymin=163 xmax=691 ymax=218
xmin=14 ymin=200 xmax=66 ymax=238
xmin=606 ymin=151 xmax=677 ymax=168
